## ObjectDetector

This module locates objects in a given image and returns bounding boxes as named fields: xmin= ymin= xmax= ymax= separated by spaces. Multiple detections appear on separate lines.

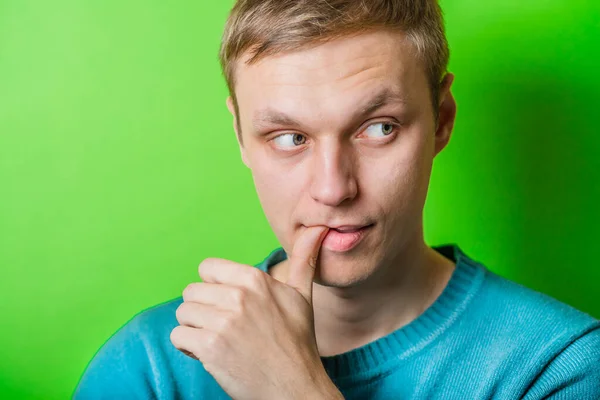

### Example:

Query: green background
xmin=1 ymin=1 xmax=598 ymax=398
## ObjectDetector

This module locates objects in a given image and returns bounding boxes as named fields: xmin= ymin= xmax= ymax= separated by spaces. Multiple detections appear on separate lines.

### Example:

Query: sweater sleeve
xmin=522 ymin=325 xmax=600 ymax=400
xmin=73 ymin=316 xmax=156 ymax=400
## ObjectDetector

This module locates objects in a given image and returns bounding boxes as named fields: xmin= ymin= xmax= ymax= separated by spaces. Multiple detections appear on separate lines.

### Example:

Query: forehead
xmin=233 ymin=30 xmax=427 ymax=125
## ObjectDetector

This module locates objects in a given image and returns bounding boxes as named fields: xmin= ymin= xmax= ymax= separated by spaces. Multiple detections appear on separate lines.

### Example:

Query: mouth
xmin=329 ymin=225 xmax=368 ymax=233
xmin=321 ymin=224 xmax=373 ymax=253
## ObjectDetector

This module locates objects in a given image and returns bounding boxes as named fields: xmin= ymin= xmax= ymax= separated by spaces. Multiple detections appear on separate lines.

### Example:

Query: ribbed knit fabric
xmin=74 ymin=245 xmax=600 ymax=399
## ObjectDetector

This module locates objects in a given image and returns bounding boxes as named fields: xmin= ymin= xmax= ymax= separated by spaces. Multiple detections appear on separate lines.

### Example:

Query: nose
xmin=309 ymin=140 xmax=358 ymax=207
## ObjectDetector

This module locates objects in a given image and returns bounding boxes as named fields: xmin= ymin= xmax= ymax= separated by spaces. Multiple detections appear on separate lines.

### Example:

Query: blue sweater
xmin=74 ymin=245 xmax=600 ymax=399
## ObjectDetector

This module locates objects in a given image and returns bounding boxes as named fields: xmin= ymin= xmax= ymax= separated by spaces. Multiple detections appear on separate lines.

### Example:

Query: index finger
xmin=285 ymin=225 xmax=329 ymax=302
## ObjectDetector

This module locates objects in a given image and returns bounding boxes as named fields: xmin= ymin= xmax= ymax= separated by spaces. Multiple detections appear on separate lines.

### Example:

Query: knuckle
xmin=247 ymin=267 xmax=266 ymax=289
xmin=230 ymin=288 xmax=247 ymax=310
xmin=182 ymin=283 xmax=196 ymax=300
xmin=205 ymin=331 xmax=224 ymax=353
xmin=307 ymin=255 xmax=318 ymax=270
xmin=218 ymin=315 xmax=235 ymax=333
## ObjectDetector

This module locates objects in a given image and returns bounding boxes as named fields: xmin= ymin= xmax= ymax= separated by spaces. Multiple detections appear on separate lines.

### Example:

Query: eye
xmin=363 ymin=122 xmax=397 ymax=138
xmin=272 ymin=133 xmax=307 ymax=148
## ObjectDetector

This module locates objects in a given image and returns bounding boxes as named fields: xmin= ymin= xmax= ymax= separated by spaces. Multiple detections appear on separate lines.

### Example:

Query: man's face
xmin=228 ymin=30 xmax=454 ymax=288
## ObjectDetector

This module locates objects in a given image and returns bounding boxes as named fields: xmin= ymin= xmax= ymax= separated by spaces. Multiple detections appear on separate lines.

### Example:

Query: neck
xmin=269 ymin=232 xmax=456 ymax=357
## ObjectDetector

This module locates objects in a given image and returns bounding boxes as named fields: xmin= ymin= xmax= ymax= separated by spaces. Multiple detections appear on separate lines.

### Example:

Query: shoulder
xmin=101 ymin=296 xmax=184 ymax=350
xmin=520 ymin=321 xmax=600 ymax=399
xmin=442 ymin=246 xmax=600 ymax=397
xmin=446 ymin=244 xmax=599 ymax=342
xmin=441 ymin=245 xmax=597 ymax=333
xmin=461 ymin=260 xmax=600 ymax=397
xmin=475 ymin=266 xmax=599 ymax=341
xmin=129 ymin=296 xmax=183 ymax=334
xmin=74 ymin=297 xmax=189 ymax=399
xmin=84 ymin=295 xmax=185 ymax=363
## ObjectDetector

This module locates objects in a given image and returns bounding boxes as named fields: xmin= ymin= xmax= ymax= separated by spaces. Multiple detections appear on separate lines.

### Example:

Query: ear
xmin=226 ymin=96 xmax=249 ymax=168
xmin=433 ymin=73 xmax=457 ymax=157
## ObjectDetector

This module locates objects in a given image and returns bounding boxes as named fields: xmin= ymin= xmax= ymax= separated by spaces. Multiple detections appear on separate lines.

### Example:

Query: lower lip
xmin=321 ymin=225 xmax=372 ymax=252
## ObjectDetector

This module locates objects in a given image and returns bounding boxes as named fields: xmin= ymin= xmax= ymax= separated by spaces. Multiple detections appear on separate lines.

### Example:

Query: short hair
xmin=219 ymin=0 xmax=450 ymax=135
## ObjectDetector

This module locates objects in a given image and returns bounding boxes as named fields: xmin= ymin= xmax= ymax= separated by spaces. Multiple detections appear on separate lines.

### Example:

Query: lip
xmin=321 ymin=224 xmax=372 ymax=252
xmin=328 ymin=225 xmax=366 ymax=232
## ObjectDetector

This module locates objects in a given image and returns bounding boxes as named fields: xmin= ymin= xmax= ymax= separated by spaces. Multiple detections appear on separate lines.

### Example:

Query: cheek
xmin=364 ymin=140 xmax=431 ymax=215
xmin=248 ymin=156 xmax=305 ymax=238
xmin=367 ymin=164 xmax=416 ymax=214
xmin=252 ymin=168 xmax=290 ymax=210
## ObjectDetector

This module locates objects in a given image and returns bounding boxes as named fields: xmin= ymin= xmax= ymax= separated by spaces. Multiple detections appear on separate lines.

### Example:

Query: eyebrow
xmin=251 ymin=87 xmax=407 ymax=131
xmin=360 ymin=87 xmax=407 ymax=116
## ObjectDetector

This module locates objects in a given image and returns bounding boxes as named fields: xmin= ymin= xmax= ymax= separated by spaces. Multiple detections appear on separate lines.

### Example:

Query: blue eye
xmin=272 ymin=133 xmax=307 ymax=148
xmin=364 ymin=122 xmax=396 ymax=138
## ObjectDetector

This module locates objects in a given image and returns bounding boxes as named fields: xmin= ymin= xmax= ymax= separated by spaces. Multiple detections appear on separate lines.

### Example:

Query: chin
xmin=314 ymin=251 xmax=373 ymax=288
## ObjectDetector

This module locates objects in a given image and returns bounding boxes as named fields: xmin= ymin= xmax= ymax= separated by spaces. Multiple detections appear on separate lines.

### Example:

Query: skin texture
xmin=171 ymin=29 xmax=458 ymax=399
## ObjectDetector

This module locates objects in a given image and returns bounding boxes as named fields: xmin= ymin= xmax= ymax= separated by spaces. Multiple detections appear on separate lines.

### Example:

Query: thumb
xmin=285 ymin=226 xmax=329 ymax=304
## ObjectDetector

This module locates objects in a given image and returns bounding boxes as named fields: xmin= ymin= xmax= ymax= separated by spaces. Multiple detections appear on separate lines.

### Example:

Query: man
xmin=74 ymin=1 xmax=600 ymax=399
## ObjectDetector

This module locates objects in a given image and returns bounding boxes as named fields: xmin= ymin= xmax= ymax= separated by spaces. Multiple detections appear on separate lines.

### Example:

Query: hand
xmin=170 ymin=226 xmax=344 ymax=400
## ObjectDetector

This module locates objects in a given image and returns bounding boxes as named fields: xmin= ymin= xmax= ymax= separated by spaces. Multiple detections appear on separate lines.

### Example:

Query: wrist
xmin=277 ymin=358 xmax=344 ymax=400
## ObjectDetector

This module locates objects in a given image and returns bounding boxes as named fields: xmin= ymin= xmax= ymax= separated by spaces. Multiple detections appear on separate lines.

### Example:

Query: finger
xmin=175 ymin=301 xmax=228 ymax=329
xmin=183 ymin=282 xmax=246 ymax=310
xmin=285 ymin=225 xmax=329 ymax=304
xmin=199 ymin=258 xmax=258 ymax=286
xmin=170 ymin=325 xmax=207 ymax=360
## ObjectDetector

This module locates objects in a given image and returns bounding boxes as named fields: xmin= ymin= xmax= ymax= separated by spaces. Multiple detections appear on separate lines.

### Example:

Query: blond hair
xmin=219 ymin=0 xmax=450 ymax=130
